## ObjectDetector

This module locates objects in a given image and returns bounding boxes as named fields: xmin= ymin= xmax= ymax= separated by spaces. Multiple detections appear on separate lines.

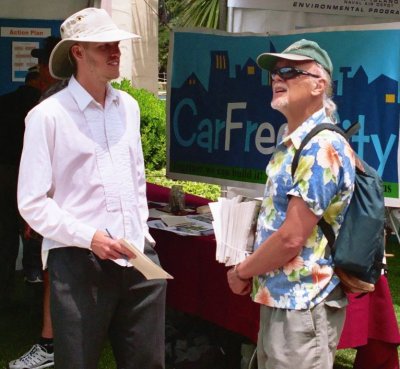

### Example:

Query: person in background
xmin=31 ymin=37 xmax=61 ymax=95
xmin=0 ymin=67 xmax=42 ymax=310
xmin=8 ymin=36 xmax=65 ymax=369
xmin=24 ymin=69 xmax=41 ymax=91
xmin=17 ymin=7 xmax=166 ymax=369
xmin=227 ymin=39 xmax=355 ymax=369
xmin=21 ymin=36 xmax=62 ymax=285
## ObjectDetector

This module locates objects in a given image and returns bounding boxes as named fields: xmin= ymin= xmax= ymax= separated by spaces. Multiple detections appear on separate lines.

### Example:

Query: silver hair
xmin=315 ymin=63 xmax=337 ymax=123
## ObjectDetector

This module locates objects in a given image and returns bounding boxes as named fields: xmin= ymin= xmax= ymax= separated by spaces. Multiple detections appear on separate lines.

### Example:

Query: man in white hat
xmin=17 ymin=8 xmax=166 ymax=369
xmin=227 ymin=39 xmax=356 ymax=368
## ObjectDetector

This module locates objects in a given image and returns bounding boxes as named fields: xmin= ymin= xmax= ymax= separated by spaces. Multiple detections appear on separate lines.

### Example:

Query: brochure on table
xmin=148 ymin=213 xmax=214 ymax=237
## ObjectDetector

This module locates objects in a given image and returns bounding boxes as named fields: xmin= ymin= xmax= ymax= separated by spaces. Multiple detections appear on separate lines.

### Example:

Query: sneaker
xmin=9 ymin=344 xmax=54 ymax=369
xmin=24 ymin=270 xmax=43 ymax=284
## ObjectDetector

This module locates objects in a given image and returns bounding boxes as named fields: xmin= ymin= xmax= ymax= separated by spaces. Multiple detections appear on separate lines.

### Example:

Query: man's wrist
xmin=234 ymin=263 xmax=249 ymax=281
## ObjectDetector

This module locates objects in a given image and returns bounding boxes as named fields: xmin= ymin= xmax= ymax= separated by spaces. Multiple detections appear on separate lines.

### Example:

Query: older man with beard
xmin=227 ymin=39 xmax=356 ymax=369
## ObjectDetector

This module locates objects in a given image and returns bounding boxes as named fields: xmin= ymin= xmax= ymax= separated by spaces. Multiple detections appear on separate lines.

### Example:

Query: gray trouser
xmin=257 ymin=286 xmax=347 ymax=369
xmin=48 ymin=243 xmax=167 ymax=369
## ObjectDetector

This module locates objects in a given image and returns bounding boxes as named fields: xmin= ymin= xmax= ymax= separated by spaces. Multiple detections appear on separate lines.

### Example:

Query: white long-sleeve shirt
xmin=18 ymin=76 xmax=152 ymax=267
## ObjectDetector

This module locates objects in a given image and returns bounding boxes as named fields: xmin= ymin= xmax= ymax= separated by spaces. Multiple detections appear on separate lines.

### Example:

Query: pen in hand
xmin=105 ymin=228 xmax=129 ymax=260
xmin=105 ymin=228 xmax=114 ymax=239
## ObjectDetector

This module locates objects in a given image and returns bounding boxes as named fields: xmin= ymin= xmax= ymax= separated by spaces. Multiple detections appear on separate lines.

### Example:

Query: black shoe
xmin=24 ymin=270 xmax=43 ymax=284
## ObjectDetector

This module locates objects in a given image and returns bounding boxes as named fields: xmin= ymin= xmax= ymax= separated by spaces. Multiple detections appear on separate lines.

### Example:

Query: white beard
xmin=271 ymin=96 xmax=288 ymax=111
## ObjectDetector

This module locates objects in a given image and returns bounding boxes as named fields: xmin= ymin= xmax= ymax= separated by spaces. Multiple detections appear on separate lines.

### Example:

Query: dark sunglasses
xmin=271 ymin=67 xmax=320 ymax=80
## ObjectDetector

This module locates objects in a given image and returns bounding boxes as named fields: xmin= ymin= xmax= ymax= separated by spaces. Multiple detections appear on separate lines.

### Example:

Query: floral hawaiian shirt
xmin=251 ymin=108 xmax=355 ymax=310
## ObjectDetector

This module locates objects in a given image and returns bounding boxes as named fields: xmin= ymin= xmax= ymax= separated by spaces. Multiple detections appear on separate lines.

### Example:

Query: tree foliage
xmin=158 ymin=0 xmax=224 ymax=73
xmin=158 ymin=0 xmax=186 ymax=74
xmin=112 ymin=79 xmax=166 ymax=170
xmin=179 ymin=0 xmax=220 ymax=29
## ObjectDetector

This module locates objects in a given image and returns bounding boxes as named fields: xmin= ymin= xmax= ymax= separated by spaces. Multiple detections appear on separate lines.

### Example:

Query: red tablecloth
xmin=147 ymin=183 xmax=260 ymax=339
xmin=338 ymin=276 xmax=400 ymax=349
xmin=147 ymin=183 xmax=400 ymax=365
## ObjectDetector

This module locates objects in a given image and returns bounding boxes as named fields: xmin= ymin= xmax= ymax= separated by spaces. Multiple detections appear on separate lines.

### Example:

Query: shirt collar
xmin=68 ymin=76 xmax=120 ymax=111
xmin=105 ymin=83 xmax=119 ymax=106
xmin=280 ymin=108 xmax=333 ymax=150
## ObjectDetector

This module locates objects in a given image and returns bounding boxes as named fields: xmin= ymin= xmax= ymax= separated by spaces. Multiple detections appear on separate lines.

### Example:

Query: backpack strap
xmin=291 ymin=122 xmax=359 ymax=251
xmin=291 ymin=123 xmax=347 ymax=178
xmin=344 ymin=122 xmax=360 ymax=139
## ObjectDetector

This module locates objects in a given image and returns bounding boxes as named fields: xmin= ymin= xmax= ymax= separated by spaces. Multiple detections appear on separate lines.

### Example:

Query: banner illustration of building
xmin=167 ymin=26 xmax=400 ymax=206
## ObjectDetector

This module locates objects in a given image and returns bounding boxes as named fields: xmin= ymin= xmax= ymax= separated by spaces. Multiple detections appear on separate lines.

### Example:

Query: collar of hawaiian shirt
xmin=280 ymin=107 xmax=331 ymax=150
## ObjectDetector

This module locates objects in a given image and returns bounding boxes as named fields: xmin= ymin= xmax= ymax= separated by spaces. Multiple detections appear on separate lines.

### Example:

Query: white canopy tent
xmin=227 ymin=0 xmax=400 ymax=33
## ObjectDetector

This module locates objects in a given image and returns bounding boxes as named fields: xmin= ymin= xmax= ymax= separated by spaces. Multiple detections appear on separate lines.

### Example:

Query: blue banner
xmin=167 ymin=26 xmax=400 ymax=206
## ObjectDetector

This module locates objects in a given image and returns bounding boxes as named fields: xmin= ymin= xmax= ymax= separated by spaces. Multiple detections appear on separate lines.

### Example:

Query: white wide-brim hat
xmin=49 ymin=7 xmax=140 ymax=80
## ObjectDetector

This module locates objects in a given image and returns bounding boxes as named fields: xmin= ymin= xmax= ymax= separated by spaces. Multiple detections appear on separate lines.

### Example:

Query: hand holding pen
xmin=89 ymin=229 xmax=136 ymax=261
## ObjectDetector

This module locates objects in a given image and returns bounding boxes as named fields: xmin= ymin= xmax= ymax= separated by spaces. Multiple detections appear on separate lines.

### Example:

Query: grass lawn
xmin=1 ymin=226 xmax=399 ymax=368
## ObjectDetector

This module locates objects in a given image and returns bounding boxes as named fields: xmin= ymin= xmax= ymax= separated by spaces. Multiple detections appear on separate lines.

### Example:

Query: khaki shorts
xmin=257 ymin=286 xmax=347 ymax=369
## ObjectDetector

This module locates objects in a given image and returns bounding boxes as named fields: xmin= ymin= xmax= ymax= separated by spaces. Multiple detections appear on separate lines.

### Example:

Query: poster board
xmin=0 ymin=18 xmax=61 ymax=95
xmin=167 ymin=24 xmax=400 ymax=207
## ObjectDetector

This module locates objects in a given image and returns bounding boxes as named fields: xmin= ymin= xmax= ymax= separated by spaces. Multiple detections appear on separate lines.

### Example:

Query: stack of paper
xmin=209 ymin=196 xmax=261 ymax=266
